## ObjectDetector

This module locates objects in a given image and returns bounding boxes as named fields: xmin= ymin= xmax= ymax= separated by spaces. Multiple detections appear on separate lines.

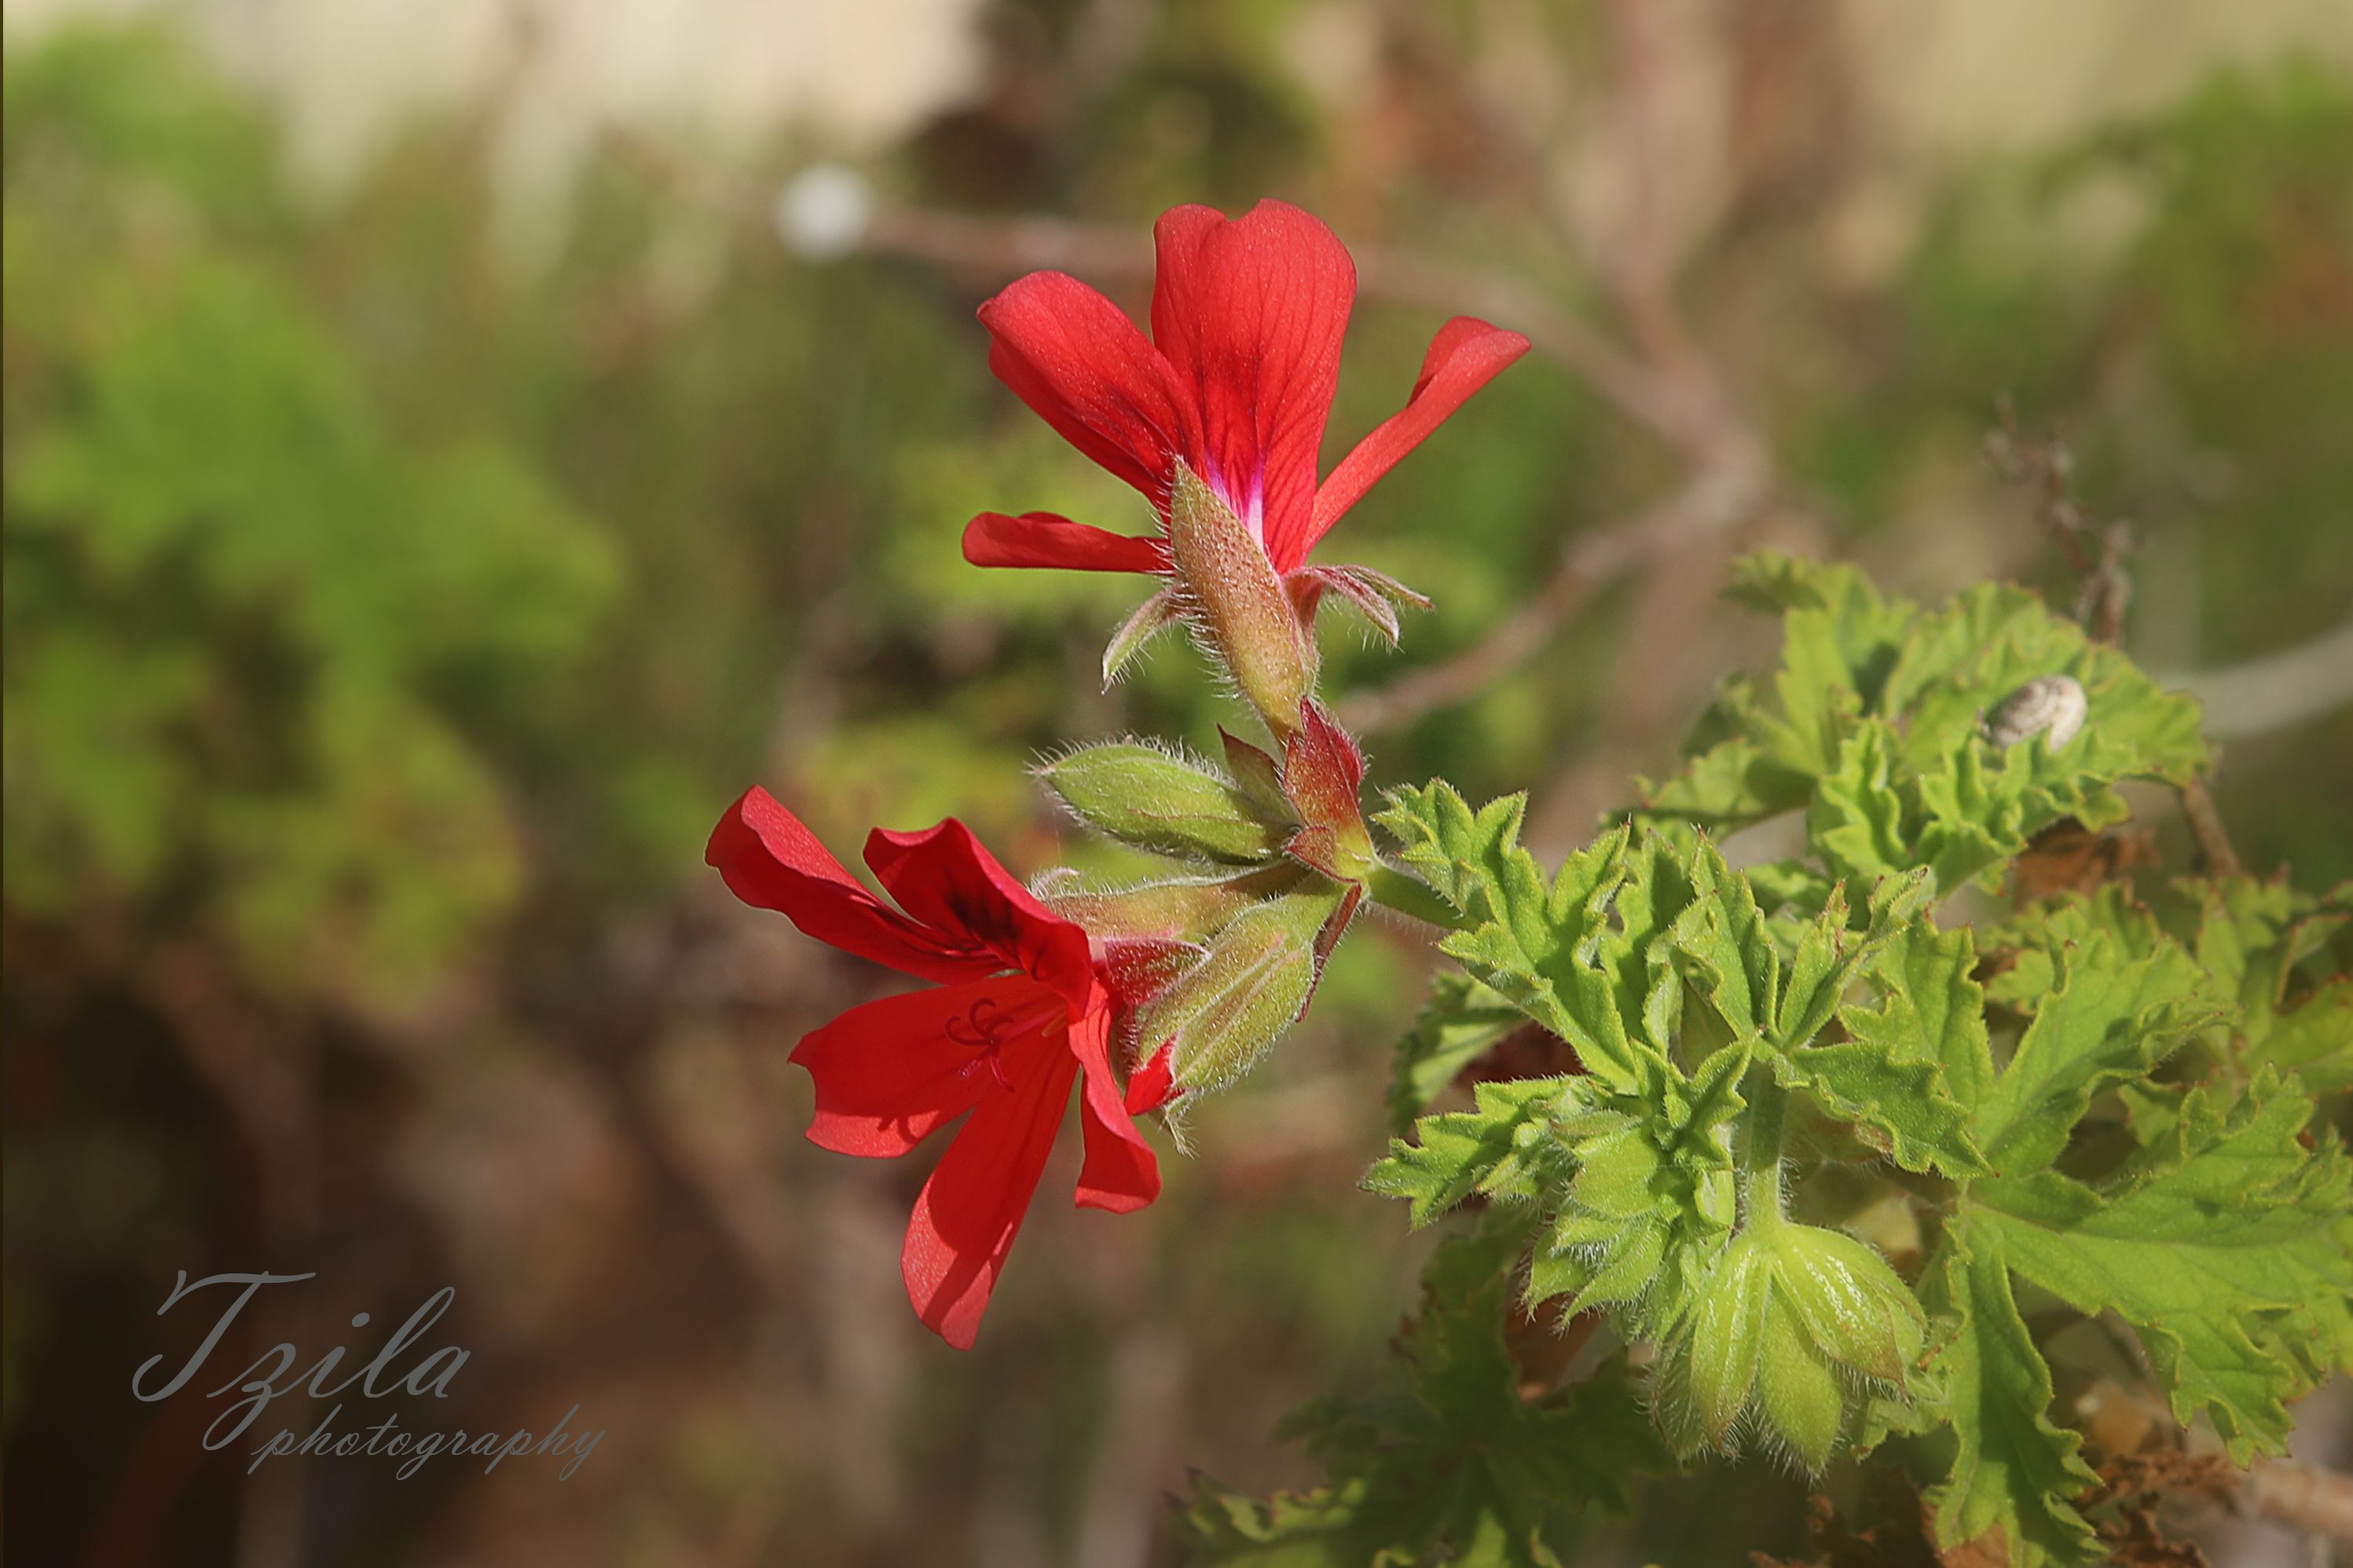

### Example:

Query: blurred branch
xmin=611 ymin=134 xmax=1724 ymax=456
xmin=134 ymin=941 xmax=317 ymax=1568
xmin=1989 ymin=401 xmax=2242 ymax=877
xmin=1336 ymin=444 xmax=1768 ymax=735
xmin=2160 ymin=614 xmax=2353 ymax=739
xmin=2238 ymin=1456 xmax=2353 ymax=1545
xmin=1348 ymin=0 xmax=1775 ymax=740
xmin=1987 ymin=397 xmax=2135 ymax=641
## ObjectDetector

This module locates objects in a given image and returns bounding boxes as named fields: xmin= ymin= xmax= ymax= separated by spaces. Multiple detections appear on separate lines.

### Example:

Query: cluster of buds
xmin=706 ymin=197 xmax=1528 ymax=1346
xmin=1035 ymin=464 xmax=1390 ymax=1108
xmin=1655 ymin=1167 xmax=1926 ymax=1471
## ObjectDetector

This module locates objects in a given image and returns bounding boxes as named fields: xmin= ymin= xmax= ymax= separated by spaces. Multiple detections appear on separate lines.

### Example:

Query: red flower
xmin=706 ymin=787 xmax=1158 ymax=1349
xmin=962 ymin=200 xmax=1529 ymax=582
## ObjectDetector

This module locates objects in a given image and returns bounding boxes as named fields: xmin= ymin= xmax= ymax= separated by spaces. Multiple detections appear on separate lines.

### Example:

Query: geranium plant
xmin=710 ymin=200 xmax=2351 ymax=1566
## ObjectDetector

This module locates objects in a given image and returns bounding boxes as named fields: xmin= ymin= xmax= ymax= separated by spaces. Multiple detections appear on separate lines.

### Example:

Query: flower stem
xmin=1739 ymin=1068 xmax=1790 ymax=1227
xmin=1364 ymin=866 xmax=1471 ymax=932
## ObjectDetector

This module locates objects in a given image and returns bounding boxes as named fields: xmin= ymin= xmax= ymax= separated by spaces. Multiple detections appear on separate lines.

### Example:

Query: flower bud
xmin=1754 ymin=1295 xmax=1845 ymax=1471
xmin=1681 ymin=1233 xmax=1769 ymax=1450
xmin=1760 ymin=1220 xmax=1926 ymax=1387
xmin=1652 ymin=1214 xmax=1923 ymax=1470
xmin=1043 ymin=864 xmax=1308 ymax=943
xmin=1040 ymin=742 xmax=1292 ymax=864
xmin=1138 ymin=888 xmax=1343 ymax=1094
xmin=1166 ymin=463 xmax=1316 ymax=737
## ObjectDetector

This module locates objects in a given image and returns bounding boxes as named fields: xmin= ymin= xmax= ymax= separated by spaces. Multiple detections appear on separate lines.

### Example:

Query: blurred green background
xmin=4 ymin=2 xmax=2349 ymax=1564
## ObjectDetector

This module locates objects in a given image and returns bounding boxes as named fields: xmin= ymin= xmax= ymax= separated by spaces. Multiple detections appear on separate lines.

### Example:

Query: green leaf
xmin=1632 ymin=555 xmax=2211 ymax=896
xmin=1921 ymin=1227 xmax=2104 ymax=1567
xmin=1783 ymin=922 xmax=1992 ymax=1178
xmin=1387 ymin=972 xmax=1529 ymax=1134
xmin=1970 ymin=1077 xmax=2353 ymax=1458
xmin=1666 ymin=839 xmax=1779 ymax=1044
xmin=1365 ymin=1078 xmax=1585 ymax=1225
xmin=1975 ymin=929 xmax=2222 ymax=1174
xmin=1179 ymin=1220 xmax=1667 ymax=1567
xmin=2253 ymin=983 xmax=2353 ymax=1094
xmin=1378 ymin=783 xmax=1657 ymax=1092
xmin=1772 ymin=870 xmax=1930 ymax=1051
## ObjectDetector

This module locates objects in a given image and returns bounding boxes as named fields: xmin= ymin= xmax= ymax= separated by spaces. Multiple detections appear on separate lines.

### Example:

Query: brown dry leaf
xmin=1751 ymin=1474 xmax=1944 ymax=1568
xmin=2083 ymin=1449 xmax=2237 ymax=1568
xmin=2010 ymin=815 xmax=2160 ymax=902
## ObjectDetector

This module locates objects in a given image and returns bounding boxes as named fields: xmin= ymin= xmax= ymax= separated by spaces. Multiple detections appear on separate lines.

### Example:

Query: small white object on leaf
xmin=1981 ymin=674 xmax=2088 ymax=750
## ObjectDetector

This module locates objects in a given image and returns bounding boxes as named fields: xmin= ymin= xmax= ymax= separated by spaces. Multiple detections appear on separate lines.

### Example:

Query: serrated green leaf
xmin=1921 ymin=1228 xmax=2104 ymax=1567
xmin=1969 ymin=1077 xmax=2353 ymax=1459
xmin=2252 ymin=982 xmax=2353 ymax=1094
xmin=1783 ymin=923 xmax=1992 ymax=1178
xmin=1631 ymin=555 xmax=2212 ymax=898
xmin=1378 ymin=783 xmax=1658 ymax=1092
xmin=1976 ymin=930 xmax=2222 ymax=1174
xmin=1365 ymin=1079 xmax=1585 ymax=1225
xmin=1772 ymin=871 xmax=1929 ymax=1052
xmin=1667 ymin=839 xmax=1779 ymax=1043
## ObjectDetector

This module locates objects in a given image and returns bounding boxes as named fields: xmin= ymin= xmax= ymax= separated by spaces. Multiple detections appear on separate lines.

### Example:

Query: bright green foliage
xmin=1968 ymin=1078 xmax=2353 ymax=1460
xmin=1926 ymin=1078 xmax=2353 ymax=1567
xmin=1375 ymin=786 xmax=1662 ymax=1094
xmin=1994 ymin=877 xmax=2353 ymax=1099
xmin=1175 ymin=1220 xmax=1668 ymax=1567
xmin=1298 ymin=562 xmax=2353 ymax=1568
xmin=1793 ymin=924 xmax=1991 ymax=1176
xmin=1974 ymin=932 xmax=2222 ymax=1172
xmin=1633 ymin=553 xmax=2207 ymax=900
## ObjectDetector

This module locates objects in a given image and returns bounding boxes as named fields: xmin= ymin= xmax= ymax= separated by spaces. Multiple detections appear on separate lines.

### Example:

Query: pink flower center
xmin=1198 ymin=459 xmax=1266 ymax=548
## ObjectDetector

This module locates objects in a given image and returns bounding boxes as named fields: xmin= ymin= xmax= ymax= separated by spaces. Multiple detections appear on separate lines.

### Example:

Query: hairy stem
xmin=1739 ymin=1069 xmax=1790 ymax=1228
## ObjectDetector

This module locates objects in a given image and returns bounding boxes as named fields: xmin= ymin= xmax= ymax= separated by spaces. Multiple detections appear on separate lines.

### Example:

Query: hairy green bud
xmin=1655 ymin=1207 xmax=1923 ymax=1469
xmin=1040 ymin=742 xmax=1292 ymax=864
xmin=1762 ymin=1218 xmax=1926 ymax=1386
xmin=1142 ymin=888 xmax=1343 ymax=1093
xmin=1754 ymin=1296 xmax=1845 ymax=1471
xmin=1042 ymin=864 xmax=1308 ymax=943
xmin=1682 ymin=1233 xmax=1769 ymax=1449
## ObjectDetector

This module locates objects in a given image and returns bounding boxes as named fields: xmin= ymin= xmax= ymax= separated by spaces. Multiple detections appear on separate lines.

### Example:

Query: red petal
xmin=1068 ymin=1009 xmax=1160 ymax=1214
xmin=979 ymin=272 xmax=1194 ymax=506
xmin=863 ymin=819 xmax=1098 ymax=1006
xmin=1123 ymin=1042 xmax=1178 ymax=1116
xmin=900 ymin=1043 xmax=1077 ymax=1349
xmin=790 ymin=978 xmax=1041 ymax=1156
xmin=1151 ymin=202 xmax=1355 ymax=570
xmin=962 ymin=511 xmax=1169 ymax=574
xmin=706 ymin=789 xmax=995 ymax=983
xmin=1305 ymin=317 xmax=1530 ymax=561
